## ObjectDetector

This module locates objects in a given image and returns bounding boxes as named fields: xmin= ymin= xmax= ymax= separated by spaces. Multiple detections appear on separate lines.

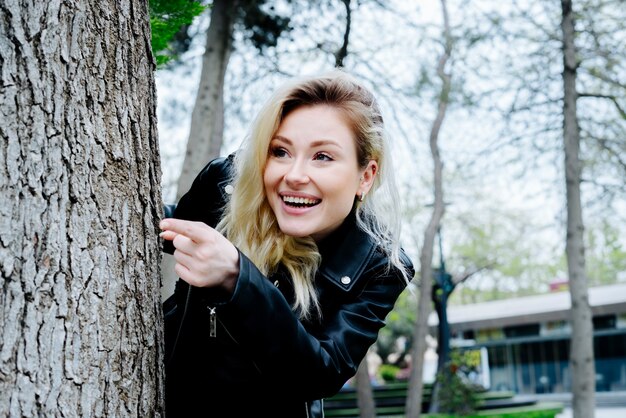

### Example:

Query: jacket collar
xmin=317 ymin=212 xmax=377 ymax=292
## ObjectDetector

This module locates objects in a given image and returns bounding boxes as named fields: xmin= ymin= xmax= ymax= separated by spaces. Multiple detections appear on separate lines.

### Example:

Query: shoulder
xmin=172 ymin=153 xmax=236 ymax=226
xmin=317 ymin=217 xmax=413 ymax=295
xmin=372 ymin=245 xmax=414 ymax=277
xmin=314 ymin=226 xmax=412 ymax=332
xmin=195 ymin=154 xmax=235 ymax=188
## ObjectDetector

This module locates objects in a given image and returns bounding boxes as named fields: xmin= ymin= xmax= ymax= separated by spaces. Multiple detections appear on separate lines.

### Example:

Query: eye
xmin=270 ymin=146 xmax=288 ymax=158
xmin=313 ymin=152 xmax=333 ymax=162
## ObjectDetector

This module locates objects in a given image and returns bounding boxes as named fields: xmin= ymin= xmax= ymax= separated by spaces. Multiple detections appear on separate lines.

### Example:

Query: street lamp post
xmin=432 ymin=225 xmax=455 ymax=377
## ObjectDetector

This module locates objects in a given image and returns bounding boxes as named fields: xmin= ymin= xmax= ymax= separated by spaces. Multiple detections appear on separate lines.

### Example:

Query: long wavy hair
xmin=217 ymin=69 xmax=410 ymax=319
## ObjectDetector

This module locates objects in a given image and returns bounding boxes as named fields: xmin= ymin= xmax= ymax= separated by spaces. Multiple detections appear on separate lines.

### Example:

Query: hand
xmin=159 ymin=219 xmax=239 ymax=292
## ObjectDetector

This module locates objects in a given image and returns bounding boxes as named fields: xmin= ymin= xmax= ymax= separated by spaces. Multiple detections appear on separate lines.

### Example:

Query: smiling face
xmin=263 ymin=105 xmax=377 ymax=242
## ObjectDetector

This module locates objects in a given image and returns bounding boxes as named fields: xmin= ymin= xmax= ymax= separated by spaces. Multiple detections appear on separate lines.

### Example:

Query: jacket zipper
xmin=171 ymin=291 xmax=261 ymax=374
xmin=208 ymin=306 xmax=217 ymax=337
xmin=207 ymin=305 xmax=262 ymax=375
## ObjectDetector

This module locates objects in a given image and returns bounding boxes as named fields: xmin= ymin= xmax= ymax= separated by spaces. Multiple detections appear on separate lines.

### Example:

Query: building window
xmin=476 ymin=328 xmax=505 ymax=342
xmin=593 ymin=314 xmax=616 ymax=331
xmin=541 ymin=320 xmax=571 ymax=336
xmin=504 ymin=324 xmax=540 ymax=338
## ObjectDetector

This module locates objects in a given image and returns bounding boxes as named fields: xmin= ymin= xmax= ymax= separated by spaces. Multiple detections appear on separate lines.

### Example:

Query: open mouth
xmin=281 ymin=195 xmax=321 ymax=208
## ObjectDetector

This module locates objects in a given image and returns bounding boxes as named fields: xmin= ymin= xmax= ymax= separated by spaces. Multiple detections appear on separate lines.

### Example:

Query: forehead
xmin=276 ymin=105 xmax=355 ymax=139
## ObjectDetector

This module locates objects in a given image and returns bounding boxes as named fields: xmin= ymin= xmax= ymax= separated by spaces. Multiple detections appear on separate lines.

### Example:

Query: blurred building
xmin=428 ymin=283 xmax=626 ymax=394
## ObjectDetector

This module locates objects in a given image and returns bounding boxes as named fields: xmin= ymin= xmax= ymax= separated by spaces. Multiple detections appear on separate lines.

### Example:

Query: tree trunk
xmin=161 ymin=0 xmax=236 ymax=300
xmin=406 ymin=1 xmax=451 ymax=417
xmin=561 ymin=1 xmax=595 ymax=417
xmin=355 ymin=357 xmax=376 ymax=418
xmin=176 ymin=0 xmax=235 ymax=200
xmin=0 ymin=1 xmax=164 ymax=417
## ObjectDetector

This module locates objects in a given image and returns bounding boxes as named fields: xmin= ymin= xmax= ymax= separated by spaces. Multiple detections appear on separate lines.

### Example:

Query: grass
xmin=335 ymin=402 xmax=564 ymax=418
xmin=420 ymin=401 xmax=564 ymax=418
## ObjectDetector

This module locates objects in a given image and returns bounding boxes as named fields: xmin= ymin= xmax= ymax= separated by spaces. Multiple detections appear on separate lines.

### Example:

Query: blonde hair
xmin=217 ymin=69 xmax=410 ymax=319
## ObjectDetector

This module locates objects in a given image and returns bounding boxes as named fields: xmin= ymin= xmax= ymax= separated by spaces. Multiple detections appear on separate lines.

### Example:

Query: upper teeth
xmin=282 ymin=196 xmax=318 ymax=205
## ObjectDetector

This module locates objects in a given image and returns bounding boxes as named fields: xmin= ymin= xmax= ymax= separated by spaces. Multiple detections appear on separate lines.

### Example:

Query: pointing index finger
xmin=159 ymin=218 xmax=208 ymax=243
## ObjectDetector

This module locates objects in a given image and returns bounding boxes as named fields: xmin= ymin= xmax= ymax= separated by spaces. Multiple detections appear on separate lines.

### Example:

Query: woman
xmin=160 ymin=69 xmax=414 ymax=417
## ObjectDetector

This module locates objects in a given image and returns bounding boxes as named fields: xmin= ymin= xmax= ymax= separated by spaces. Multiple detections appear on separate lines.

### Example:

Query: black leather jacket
xmin=163 ymin=155 xmax=414 ymax=418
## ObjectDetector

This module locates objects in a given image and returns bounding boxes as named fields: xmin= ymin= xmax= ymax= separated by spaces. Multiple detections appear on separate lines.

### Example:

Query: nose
xmin=284 ymin=159 xmax=310 ymax=187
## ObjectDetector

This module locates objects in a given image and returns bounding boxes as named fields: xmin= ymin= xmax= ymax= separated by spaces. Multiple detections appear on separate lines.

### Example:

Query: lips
xmin=281 ymin=194 xmax=321 ymax=208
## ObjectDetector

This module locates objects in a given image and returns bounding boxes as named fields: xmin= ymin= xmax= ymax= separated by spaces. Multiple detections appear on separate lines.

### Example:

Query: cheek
xmin=263 ymin=164 xmax=276 ymax=190
xmin=329 ymin=180 xmax=359 ymax=211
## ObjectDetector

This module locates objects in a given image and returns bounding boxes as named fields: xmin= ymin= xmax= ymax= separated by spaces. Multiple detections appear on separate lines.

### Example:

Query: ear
xmin=358 ymin=160 xmax=378 ymax=196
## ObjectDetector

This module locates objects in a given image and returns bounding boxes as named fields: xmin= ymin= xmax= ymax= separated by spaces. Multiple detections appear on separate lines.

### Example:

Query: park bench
xmin=323 ymin=381 xmax=562 ymax=417
xmin=323 ymin=382 xmax=429 ymax=417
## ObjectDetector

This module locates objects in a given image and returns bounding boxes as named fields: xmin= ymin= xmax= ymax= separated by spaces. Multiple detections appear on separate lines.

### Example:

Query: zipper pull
xmin=208 ymin=306 xmax=217 ymax=338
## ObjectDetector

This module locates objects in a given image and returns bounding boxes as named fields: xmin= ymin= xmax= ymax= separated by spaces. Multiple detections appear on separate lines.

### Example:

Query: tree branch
xmin=451 ymin=263 xmax=496 ymax=286
xmin=334 ymin=0 xmax=351 ymax=68
xmin=579 ymin=92 xmax=626 ymax=119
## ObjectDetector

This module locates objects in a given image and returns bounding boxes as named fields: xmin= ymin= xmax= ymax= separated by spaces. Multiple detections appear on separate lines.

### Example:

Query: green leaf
xmin=149 ymin=0 xmax=208 ymax=67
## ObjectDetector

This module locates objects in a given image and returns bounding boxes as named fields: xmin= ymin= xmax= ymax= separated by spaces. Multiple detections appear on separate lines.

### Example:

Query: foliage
xmin=451 ymin=349 xmax=483 ymax=377
xmin=444 ymin=200 xmax=626 ymax=305
xmin=149 ymin=0 xmax=207 ymax=67
xmin=378 ymin=364 xmax=401 ymax=383
xmin=446 ymin=205 xmax=561 ymax=304
xmin=149 ymin=0 xmax=296 ymax=68
xmin=436 ymin=369 xmax=479 ymax=416
xmin=435 ymin=350 xmax=481 ymax=416
xmin=585 ymin=220 xmax=626 ymax=285
xmin=483 ymin=0 xmax=626 ymax=219
xmin=376 ymin=288 xmax=417 ymax=365
xmin=237 ymin=0 xmax=292 ymax=52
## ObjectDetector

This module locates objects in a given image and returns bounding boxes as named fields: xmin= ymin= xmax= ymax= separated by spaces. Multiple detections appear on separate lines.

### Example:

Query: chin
xmin=278 ymin=225 xmax=314 ymax=239
xmin=282 ymin=230 xmax=312 ymax=239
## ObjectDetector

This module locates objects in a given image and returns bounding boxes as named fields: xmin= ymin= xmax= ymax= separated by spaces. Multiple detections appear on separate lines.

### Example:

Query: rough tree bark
xmin=405 ymin=0 xmax=451 ymax=416
xmin=0 ymin=1 xmax=164 ymax=417
xmin=561 ymin=1 xmax=596 ymax=417
xmin=161 ymin=0 xmax=236 ymax=300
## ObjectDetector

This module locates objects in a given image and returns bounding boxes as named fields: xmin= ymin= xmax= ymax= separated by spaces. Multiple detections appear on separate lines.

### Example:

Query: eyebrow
xmin=272 ymin=135 xmax=341 ymax=148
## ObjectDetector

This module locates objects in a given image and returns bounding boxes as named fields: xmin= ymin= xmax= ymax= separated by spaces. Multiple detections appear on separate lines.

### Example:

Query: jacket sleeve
xmin=161 ymin=155 xmax=233 ymax=255
xmin=216 ymin=249 xmax=413 ymax=400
